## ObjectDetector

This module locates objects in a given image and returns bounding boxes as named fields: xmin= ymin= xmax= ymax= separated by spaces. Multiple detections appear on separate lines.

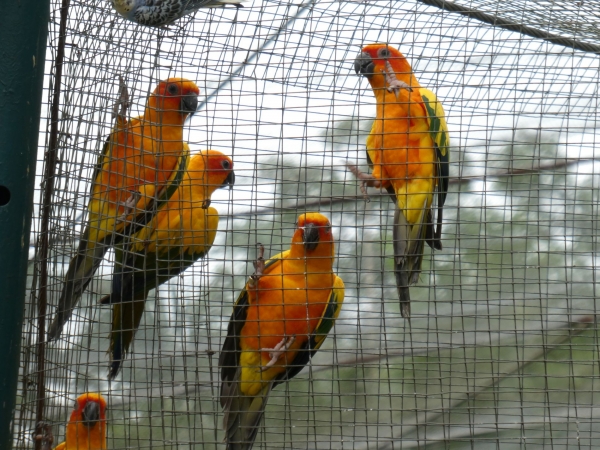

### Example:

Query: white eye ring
xmin=378 ymin=48 xmax=390 ymax=58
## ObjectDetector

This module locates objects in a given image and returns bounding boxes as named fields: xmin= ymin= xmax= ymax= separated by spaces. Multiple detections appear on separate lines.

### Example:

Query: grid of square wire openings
xmin=15 ymin=0 xmax=600 ymax=448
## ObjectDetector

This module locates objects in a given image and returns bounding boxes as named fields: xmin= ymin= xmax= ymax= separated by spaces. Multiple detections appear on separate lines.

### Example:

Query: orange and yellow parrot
xmin=349 ymin=43 xmax=449 ymax=318
xmin=53 ymin=393 xmax=107 ymax=450
xmin=99 ymin=150 xmax=235 ymax=379
xmin=48 ymin=78 xmax=200 ymax=341
xmin=219 ymin=212 xmax=345 ymax=450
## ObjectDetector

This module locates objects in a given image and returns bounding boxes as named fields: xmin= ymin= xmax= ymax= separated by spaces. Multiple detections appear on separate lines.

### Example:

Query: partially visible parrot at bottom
xmin=53 ymin=393 xmax=107 ymax=450
xmin=100 ymin=150 xmax=235 ymax=379
xmin=219 ymin=212 xmax=345 ymax=450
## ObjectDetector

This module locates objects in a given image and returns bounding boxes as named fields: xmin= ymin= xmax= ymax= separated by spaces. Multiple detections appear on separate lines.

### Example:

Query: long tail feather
xmin=108 ymin=295 xmax=147 ymax=380
xmin=222 ymin=376 xmax=272 ymax=450
xmin=393 ymin=204 xmax=428 ymax=318
xmin=47 ymin=232 xmax=108 ymax=341
xmin=393 ymin=208 xmax=411 ymax=318
xmin=105 ymin=248 xmax=152 ymax=379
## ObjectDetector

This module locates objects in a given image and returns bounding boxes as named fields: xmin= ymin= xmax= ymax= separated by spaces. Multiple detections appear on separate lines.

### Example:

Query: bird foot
xmin=32 ymin=422 xmax=54 ymax=450
xmin=261 ymin=336 xmax=296 ymax=371
xmin=346 ymin=163 xmax=382 ymax=201
xmin=116 ymin=190 xmax=141 ymax=223
xmin=112 ymin=75 xmax=130 ymax=124
xmin=384 ymin=60 xmax=413 ymax=100
xmin=248 ymin=244 xmax=265 ymax=289
xmin=201 ymin=199 xmax=211 ymax=209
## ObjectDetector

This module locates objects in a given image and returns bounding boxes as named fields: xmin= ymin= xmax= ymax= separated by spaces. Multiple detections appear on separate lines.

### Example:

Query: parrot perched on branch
xmin=348 ymin=43 xmax=449 ymax=318
xmin=53 ymin=393 xmax=107 ymax=450
xmin=111 ymin=0 xmax=244 ymax=27
xmin=99 ymin=150 xmax=235 ymax=379
xmin=48 ymin=78 xmax=200 ymax=341
xmin=219 ymin=212 xmax=345 ymax=450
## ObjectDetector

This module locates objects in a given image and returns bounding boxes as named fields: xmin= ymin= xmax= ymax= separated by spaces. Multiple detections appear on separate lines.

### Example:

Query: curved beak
xmin=223 ymin=170 xmax=235 ymax=190
xmin=302 ymin=223 xmax=320 ymax=251
xmin=354 ymin=51 xmax=375 ymax=78
xmin=81 ymin=401 xmax=101 ymax=428
xmin=181 ymin=92 xmax=199 ymax=114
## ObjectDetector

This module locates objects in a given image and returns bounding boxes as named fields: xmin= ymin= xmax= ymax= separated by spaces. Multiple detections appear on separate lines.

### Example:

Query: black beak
xmin=223 ymin=170 xmax=235 ymax=190
xmin=181 ymin=92 xmax=198 ymax=114
xmin=81 ymin=401 xmax=100 ymax=428
xmin=354 ymin=51 xmax=375 ymax=78
xmin=302 ymin=223 xmax=320 ymax=251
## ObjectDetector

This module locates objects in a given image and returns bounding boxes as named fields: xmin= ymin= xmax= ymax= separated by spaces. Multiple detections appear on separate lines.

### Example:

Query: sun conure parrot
xmin=349 ymin=43 xmax=449 ymax=318
xmin=219 ymin=212 xmax=345 ymax=450
xmin=48 ymin=78 xmax=200 ymax=341
xmin=53 ymin=393 xmax=107 ymax=450
xmin=99 ymin=150 xmax=235 ymax=379
xmin=111 ymin=0 xmax=244 ymax=27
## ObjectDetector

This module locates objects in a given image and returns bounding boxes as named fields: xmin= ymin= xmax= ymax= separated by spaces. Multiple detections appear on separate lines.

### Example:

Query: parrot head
xmin=294 ymin=212 xmax=334 ymax=253
xmin=354 ymin=44 xmax=417 ymax=94
xmin=187 ymin=150 xmax=235 ymax=203
xmin=149 ymin=77 xmax=200 ymax=118
xmin=72 ymin=392 xmax=107 ymax=428
xmin=111 ymin=0 xmax=136 ymax=19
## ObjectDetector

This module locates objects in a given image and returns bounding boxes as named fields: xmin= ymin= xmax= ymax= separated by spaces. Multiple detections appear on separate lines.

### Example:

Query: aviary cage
xmin=14 ymin=0 xmax=600 ymax=448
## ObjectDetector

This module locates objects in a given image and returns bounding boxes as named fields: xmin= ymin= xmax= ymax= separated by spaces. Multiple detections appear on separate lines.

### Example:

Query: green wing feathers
xmin=312 ymin=276 xmax=345 ymax=349
xmin=420 ymin=88 xmax=449 ymax=207
xmin=420 ymin=87 xmax=450 ymax=247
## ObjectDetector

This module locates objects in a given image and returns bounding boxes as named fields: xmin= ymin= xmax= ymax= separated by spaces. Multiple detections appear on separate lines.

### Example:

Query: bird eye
xmin=167 ymin=83 xmax=179 ymax=95
xmin=221 ymin=160 xmax=231 ymax=170
xmin=378 ymin=48 xmax=390 ymax=58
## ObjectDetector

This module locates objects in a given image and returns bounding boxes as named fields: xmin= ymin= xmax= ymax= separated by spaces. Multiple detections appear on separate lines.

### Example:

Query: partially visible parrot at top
xmin=349 ymin=43 xmax=449 ymax=318
xmin=100 ymin=150 xmax=235 ymax=380
xmin=47 ymin=78 xmax=200 ymax=341
xmin=220 ymin=212 xmax=345 ymax=450
xmin=111 ymin=0 xmax=244 ymax=27
xmin=53 ymin=392 xmax=107 ymax=450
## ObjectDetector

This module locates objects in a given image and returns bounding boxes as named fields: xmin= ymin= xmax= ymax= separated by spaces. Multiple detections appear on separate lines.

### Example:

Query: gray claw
xmin=384 ymin=60 xmax=413 ymax=99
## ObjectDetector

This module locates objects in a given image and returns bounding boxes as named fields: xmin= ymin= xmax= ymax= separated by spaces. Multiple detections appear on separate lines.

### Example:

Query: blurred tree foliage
xmin=19 ymin=119 xmax=599 ymax=449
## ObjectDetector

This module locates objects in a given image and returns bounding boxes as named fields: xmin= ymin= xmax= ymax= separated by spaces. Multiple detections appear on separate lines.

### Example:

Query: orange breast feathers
xmin=134 ymin=149 xmax=235 ymax=254
xmin=239 ymin=215 xmax=336 ymax=370
xmin=92 ymin=77 xmax=200 ymax=214
xmin=358 ymin=44 xmax=437 ymax=218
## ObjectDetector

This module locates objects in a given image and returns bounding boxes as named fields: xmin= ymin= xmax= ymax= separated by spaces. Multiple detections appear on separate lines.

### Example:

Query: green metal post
xmin=0 ymin=0 xmax=50 ymax=448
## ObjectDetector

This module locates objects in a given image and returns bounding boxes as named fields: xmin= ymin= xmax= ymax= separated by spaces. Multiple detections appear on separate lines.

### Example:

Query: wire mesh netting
xmin=14 ymin=0 xmax=600 ymax=448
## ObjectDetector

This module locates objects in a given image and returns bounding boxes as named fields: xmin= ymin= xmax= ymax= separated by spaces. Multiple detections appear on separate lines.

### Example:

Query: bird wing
xmin=420 ymin=87 xmax=449 ymax=244
xmin=274 ymin=274 xmax=345 ymax=385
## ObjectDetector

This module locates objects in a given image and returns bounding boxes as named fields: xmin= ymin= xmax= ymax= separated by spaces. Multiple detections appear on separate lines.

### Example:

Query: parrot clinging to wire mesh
xmin=111 ymin=0 xmax=244 ymax=27
xmin=219 ymin=212 xmax=345 ymax=450
xmin=100 ymin=150 xmax=235 ymax=380
xmin=348 ymin=43 xmax=449 ymax=318
xmin=53 ymin=393 xmax=107 ymax=450
xmin=47 ymin=78 xmax=199 ymax=341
